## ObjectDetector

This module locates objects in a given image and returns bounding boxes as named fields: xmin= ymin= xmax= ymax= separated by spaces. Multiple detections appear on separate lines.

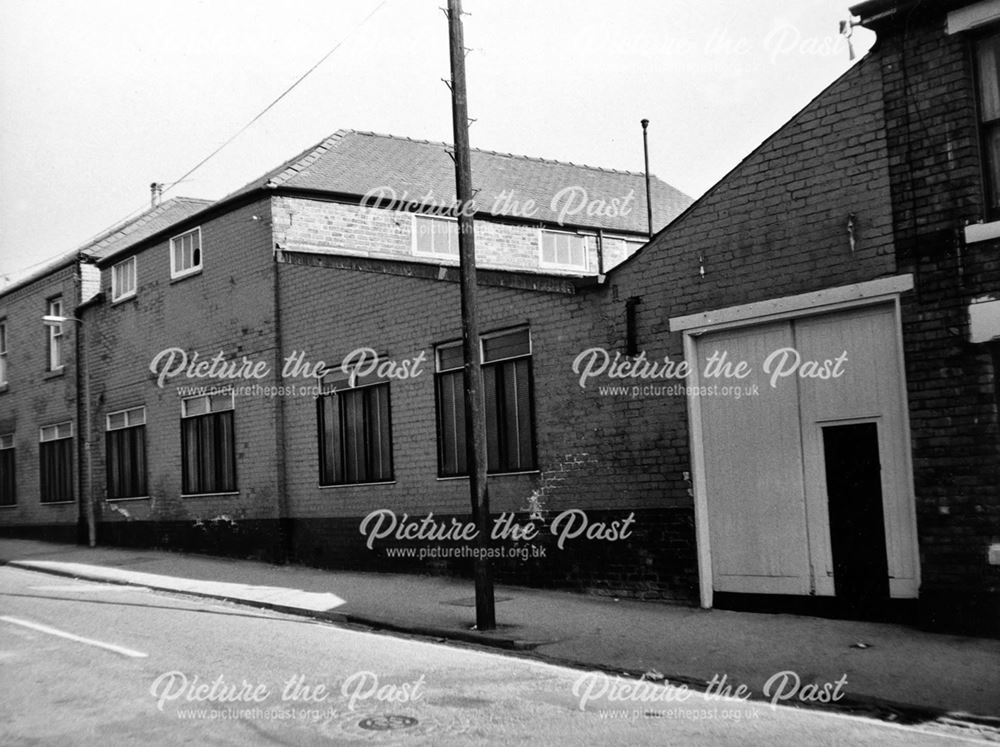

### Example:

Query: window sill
xmin=41 ymin=500 xmax=75 ymax=505
xmin=319 ymin=480 xmax=397 ymax=489
xmin=170 ymin=268 xmax=203 ymax=284
xmin=43 ymin=368 xmax=65 ymax=380
xmin=106 ymin=495 xmax=150 ymax=502
xmin=539 ymin=260 xmax=590 ymax=274
xmin=181 ymin=491 xmax=239 ymax=498
xmin=964 ymin=220 xmax=1000 ymax=244
xmin=111 ymin=292 xmax=137 ymax=307
xmin=436 ymin=470 xmax=540 ymax=481
xmin=0 ymin=503 xmax=18 ymax=508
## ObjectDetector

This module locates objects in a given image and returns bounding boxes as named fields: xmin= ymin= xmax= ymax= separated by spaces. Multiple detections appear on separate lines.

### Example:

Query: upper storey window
xmin=976 ymin=32 xmax=1000 ymax=216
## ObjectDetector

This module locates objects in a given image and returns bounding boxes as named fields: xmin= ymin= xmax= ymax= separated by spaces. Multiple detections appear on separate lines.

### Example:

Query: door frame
xmin=669 ymin=274 xmax=918 ymax=608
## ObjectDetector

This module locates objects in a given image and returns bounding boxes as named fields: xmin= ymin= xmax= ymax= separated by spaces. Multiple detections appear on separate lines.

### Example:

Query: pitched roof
xmin=86 ymin=197 xmax=213 ymax=261
xmin=0 ymin=197 xmax=212 ymax=297
xmin=225 ymin=129 xmax=691 ymax=234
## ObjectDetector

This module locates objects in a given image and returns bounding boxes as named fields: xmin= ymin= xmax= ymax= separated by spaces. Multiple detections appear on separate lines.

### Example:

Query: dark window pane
xmin=0 ymin=449 xmax=15 ymax=506
xmin=40 ymin=439 xmax=73 ymax=503
xmin=482 ymin=328 xmax=530 ymax=362
xmin=107 ymin=426 xmax=148 ymax=499
xmin=979 ymin=35 xmax=1000 ymax=122
xmin=181 ymin=412 xmax=235 ymax=494
xmin=986 ymin=126 xmax=1000 ymax=212
xmin=436 ymin=333 xmax=535 ymax=477
xmin=317 ymin=384 xmax=393 ymax=485
xmin=436 ymin=371 xmax=466 ymax=476
xmin=438 ymin=343 xmax=465 ymax=372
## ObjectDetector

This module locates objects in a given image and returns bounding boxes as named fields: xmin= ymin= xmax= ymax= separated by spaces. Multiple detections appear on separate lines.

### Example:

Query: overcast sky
xmin=0 ymin=0 xmax=874 ymax=282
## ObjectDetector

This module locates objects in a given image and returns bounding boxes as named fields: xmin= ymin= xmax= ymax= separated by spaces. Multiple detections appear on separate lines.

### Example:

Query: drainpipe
xmin=74 ymin=258 xmax=95 ymax=547
xmin=270 ymin=216 xmax=292 ymax=562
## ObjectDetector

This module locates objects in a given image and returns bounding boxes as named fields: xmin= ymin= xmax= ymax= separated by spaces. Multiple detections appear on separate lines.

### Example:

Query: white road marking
xmin=0 ymin=615 xmax=148 ymax=658
xmin=30 ymin=584 xmax=150 ymax=593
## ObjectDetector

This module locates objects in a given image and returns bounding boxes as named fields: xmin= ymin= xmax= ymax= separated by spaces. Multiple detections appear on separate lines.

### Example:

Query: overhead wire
xmin=3 ymin=0 xmax=389 ymax=286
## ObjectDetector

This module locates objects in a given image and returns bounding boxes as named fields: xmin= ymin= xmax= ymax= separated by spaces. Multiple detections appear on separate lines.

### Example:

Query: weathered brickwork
xmin=574 ymin=54 xmax=898 ymax=520
xmin=0 ymin=262 xmax=83 ymax=538
xmin=273 ymin=196 xmax=641 ymax=275
xmin=83 ymin=199 xmax=287 ymax=556
xmin=3 ymin=9 xmax=996 ymax=627
xmin=273 ymin=257 xmax=697 ymax=600
xmin=872 ymin=6 xmax=1000 ymax=627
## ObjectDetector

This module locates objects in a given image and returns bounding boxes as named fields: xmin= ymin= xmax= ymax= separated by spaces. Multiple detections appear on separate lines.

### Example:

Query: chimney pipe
xmin=150 ymin=182 xmax=163 ymax=208
xmin=641 ymin=119 xmax=653 ymax=238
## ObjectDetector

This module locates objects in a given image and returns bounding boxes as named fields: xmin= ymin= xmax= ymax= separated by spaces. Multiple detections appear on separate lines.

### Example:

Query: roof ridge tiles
xmin=339 ymin=129 xmax=647 ymax=177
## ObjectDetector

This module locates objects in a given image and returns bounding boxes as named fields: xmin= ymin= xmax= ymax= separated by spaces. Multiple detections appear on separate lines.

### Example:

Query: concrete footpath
xmin=2 ymin=538 xmax=998 ymax=732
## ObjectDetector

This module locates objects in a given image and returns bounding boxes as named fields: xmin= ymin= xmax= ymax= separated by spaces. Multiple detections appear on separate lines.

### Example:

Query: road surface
xmin=0 ymin=565 xmax=982 ymax=745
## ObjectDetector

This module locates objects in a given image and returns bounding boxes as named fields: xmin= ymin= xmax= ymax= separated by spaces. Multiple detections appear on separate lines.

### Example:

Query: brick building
xmin=564 ymin=0 xmax=998 ymax=630
xmin=1 ymin=131 xmax=692 ymax=586
xmin=0 ymin=197 xmax=209 ymax=542
xmin=3 ymin=0 xmax=999 ymax=634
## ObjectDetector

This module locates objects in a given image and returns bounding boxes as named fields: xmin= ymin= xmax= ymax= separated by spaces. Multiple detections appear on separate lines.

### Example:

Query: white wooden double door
xmin=694 ymin=304 xmax=919 ymax=599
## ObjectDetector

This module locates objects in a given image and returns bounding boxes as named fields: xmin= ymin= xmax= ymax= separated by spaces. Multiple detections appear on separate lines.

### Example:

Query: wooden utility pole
xmin=447 ymin=0 xmax=495 ymax=630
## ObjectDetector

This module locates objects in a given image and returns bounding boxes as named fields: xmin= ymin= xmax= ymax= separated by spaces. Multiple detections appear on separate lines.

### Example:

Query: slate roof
xmin=225 ymin=130 xmax=691 ymax=234
xmin=0 ymin=197 xmax=212 ymax=296
xmin=87 ymin=197 xmax=213 ymax=261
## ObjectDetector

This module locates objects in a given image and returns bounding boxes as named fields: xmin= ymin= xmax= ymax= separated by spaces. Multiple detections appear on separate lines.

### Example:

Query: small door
xmin=822 ymin=422 xmax=889 ymax=613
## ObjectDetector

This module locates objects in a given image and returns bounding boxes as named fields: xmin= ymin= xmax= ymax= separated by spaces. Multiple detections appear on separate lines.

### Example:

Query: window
xmin=112 ymin=256 xmax=137 ymax=301
xmin=976 ymin=32 xmax=1000 ymax=216
xmin=181 ymin=392 xmax=235 ymax=494
xmin=0 ymin=434 xmax=14 ymax=506
xmin=47 ymin=297 xmax=63 ymax=371
xmin=540 ymin=230 xmax=588 ymax=271
xmin=170 ymin=227 xmax=202 ymax=279
xmin=413 ymin=215 xmax=459 ymax=258
xmin=39 ymin=422 xmax=73 ymax=503
xmin=106 ymin=406 xmax=147 ymax=499
xmin=0 ymin=319 xmax=7 ymax=386
xmin=435 ymin=327 xmax=536 ymax=477
xmin=317 ymin=355 xmax=393 ymax=485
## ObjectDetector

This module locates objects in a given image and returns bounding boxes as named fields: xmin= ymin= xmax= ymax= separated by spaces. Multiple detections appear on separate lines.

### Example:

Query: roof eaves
xmin=608 ymin=51 xmax=878 ymax=278
xmin=0 ymin=250 xmax=80 ymax=300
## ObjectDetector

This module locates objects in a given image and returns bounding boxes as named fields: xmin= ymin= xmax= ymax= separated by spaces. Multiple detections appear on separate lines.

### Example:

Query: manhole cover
xmin=357 ymin=714 xmax=419 ymax=731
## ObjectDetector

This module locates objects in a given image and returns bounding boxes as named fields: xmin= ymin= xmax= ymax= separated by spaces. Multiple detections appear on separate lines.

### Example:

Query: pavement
xmin=2 ymin=537 xmax=998 ymax=735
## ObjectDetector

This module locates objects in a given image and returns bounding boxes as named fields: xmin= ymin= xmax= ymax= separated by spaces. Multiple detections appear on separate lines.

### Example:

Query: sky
xmin=0 ymin=0 xmax=875 ymax=283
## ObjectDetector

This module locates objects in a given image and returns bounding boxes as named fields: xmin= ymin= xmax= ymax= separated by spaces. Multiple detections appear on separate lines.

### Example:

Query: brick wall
xmin=579 ymin=52 xmax=897 ymax=511
xmin=0 ymin=262 xmax=83 ymax=537
xmin=85 ymin=199 xmax=286 ymax=556
xmin=274 ymin=254 xmax=698 ymax=600
xmin=873 ymin=7 xmax=1000 ymax=626
xmin=273 ymin=196 xmax=641 ymax=276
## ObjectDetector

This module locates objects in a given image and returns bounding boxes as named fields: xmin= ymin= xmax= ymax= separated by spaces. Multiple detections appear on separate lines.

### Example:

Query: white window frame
xmin=47 ymin=297 xmax=63 ymax=371
xmin=106 ymin=405 xmax=146 ymax=431
xmin=181 ymin=390 xmax=235 ymax=418
xmin=170 ymin=227 xmax=202 ymax=279
xmin=539 ymin=229 xmax=589 ymax=272
xmin=412 ymin=214 xmax=460 ymax=259
xmin=0 ymin=319 xmax=7 ymax=386
xmin=40 ymin=421 xmax=73 ymax=442
xmin=111 ymin=256 xmax=137 ymax=302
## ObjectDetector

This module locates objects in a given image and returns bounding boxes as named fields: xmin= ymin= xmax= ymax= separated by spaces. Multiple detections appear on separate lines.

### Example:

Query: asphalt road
xmin=0 ymin=566 xmax=981 ymax=745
